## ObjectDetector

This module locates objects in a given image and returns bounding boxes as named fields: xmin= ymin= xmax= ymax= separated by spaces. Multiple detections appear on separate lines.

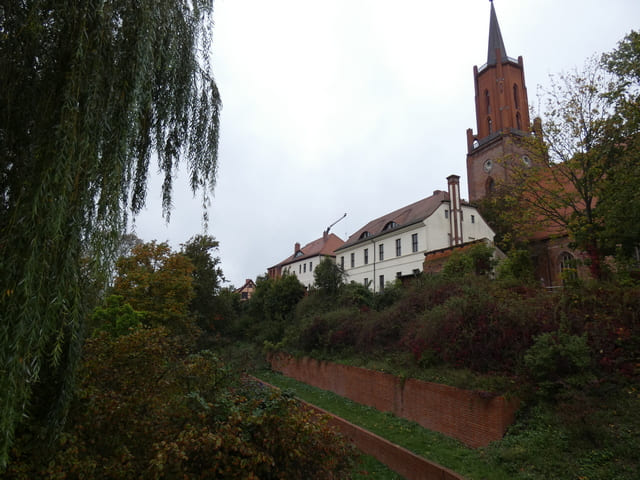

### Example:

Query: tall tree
xmin=0 ymin=1 xmax=220 ymax=466
xmin=181 ymin=234 xmax=225 ymax=322
xmin=496 ymin=57 xmax=616 ymax=279
xmin=599 ymin=31 xmax=640 ymax=260
xmin=113 ymin=241 xmax=195 ymax=329
xmin=313 ymin=257 xmax=346 ymax=297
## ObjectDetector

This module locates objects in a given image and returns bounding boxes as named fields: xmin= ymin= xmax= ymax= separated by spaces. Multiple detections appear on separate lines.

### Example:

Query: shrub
xmin=496 ymin=249 xmax=536 ymax=285
xmin=523 ymin=331 xmax=595 ymax=398
xmin=90 ymin=294 xmax=143 ymax=337
xmin=338 ymin=281 xmax=374 ymax=309
xmin=6 ymin=328 xmax=356 ymax=479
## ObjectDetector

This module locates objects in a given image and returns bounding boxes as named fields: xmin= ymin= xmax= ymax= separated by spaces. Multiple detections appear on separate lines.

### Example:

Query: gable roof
xmin=234 ymin=278 xmax=256 ymax=293
xmin=272 ymin=233 xmax=344 ymax=269
xmin=336 ymin=190 xmax=452 ymax=251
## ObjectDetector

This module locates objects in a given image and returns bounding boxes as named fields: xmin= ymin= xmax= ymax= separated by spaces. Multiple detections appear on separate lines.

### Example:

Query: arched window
xmin=485 ymin=177 xmax=495 ymax=195
xmin=513 ymin=84 xmax=519 ymax=110
xmin=488 ymin=117 xmax=493 ymax=134
xmin=485 ymin=89 xmax=491 ymax=114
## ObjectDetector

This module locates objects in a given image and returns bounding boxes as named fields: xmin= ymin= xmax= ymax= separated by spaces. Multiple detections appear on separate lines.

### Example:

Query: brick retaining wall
xmin=306 ymin=403 xmax=467 ymax=480
xmin=268 ymin=353 xmax=519 ymax=448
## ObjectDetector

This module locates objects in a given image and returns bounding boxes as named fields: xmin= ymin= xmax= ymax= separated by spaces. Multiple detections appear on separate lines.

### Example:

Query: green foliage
xmin=523 ymin=332 xmax=594 ymax=399
xmin=246 ymin=274 xmax=306 ymax=343
xmin=113 ymin=241 xmax=195 ymax=330
xmin=442 ymin=250 xmax=475 ymax=278
xmin=6 ymin=328 xmax=356 ymax=479
xmin=496 ymin=249 xmax=536 ymax=285
xmin=372 ymin=279 xmax=405 ymax=310
xmin=89 ymin=295 xmax=143 ymax=337
xmin=251 ymin=274 xmax=305 ymax=321
xmin=0 ymin=0 xmax=220 ymax=465
xmin=181 ymin=234 xmax=225 ymax=324
xmin=313 ymin=257 xmax=346 ymax=297
xmin=207 ymin=288 xmax=242 ymax=334
xmin=269 ymin=265 xmax=640 ymax=385
xmin=489 ymin=37 xmax=640 ymax=281
xmin=598 ymin=31 xmax=640 ymax=260
xmin=338 ymin=281 xmax=375 ymax=309
xmin=443 ymin=243 xmax=496 ymax=278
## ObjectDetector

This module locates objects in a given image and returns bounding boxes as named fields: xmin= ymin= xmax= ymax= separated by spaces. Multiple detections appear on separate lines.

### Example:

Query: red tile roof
xmin=337 ymin=190 xmax=452 ymax=250
xmin=272 ymin=233 xmax=344 ymax=269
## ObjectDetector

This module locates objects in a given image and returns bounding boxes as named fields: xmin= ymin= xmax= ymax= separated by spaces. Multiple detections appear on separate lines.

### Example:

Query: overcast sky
xmin=132 ymin=0 xmax=640 ymax=288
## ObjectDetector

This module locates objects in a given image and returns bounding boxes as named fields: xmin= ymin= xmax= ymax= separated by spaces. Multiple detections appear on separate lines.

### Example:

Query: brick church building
xmin=466 ymin=1 xmax=588 ymax=287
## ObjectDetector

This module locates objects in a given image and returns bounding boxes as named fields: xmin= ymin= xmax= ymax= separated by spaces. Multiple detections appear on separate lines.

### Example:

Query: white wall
xmin=281 ymin=255 xmax=323 ymax=289
xmin=339 ymin=203 xmax=494 ymax=291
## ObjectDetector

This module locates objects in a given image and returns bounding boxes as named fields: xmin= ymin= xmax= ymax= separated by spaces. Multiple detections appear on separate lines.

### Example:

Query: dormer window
xmin=294 ymin=251 xmax=304 ymax=258
xmin=383 ymin=221 xmax=398 ymax=231
xmin=359 ymin=231 xmax=371 ymax=240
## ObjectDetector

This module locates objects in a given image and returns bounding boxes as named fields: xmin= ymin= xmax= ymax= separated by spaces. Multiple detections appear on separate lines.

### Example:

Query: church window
xmin=488 ymin=117 xmax=493 ymax=134
xmin=485 ymin=89 xmax=491 ymax=114
xmin=559 ymin=252 xmax=577 ymax=284
xmin=513 ymin=84 xmax=520 ymax=110
xmin=486 ymin=177 xmax=495 ymax=195
xmin=516 ymin=112 xmax=522 ymax=130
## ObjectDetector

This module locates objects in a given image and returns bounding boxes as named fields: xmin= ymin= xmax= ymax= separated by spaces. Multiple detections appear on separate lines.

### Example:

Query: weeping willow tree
xmin=0 ymin=0 xmax=220 ymax=466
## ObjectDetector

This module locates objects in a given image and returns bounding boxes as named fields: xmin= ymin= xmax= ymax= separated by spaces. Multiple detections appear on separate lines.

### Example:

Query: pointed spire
xmin=487 ymin=0 xmax=507 ymax=65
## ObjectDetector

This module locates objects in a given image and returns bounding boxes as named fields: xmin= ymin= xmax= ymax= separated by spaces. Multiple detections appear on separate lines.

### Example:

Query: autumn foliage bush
xmin=285 ymin=269 xmax=640 ymax=385
xmin=6 ymin=327 xmax=355 ymax=479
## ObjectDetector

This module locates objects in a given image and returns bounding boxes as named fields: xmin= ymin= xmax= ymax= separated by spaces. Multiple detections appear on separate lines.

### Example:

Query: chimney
xmin=447 ymin=175 xmax=463 ymax=246
xmin=294 ymin=242 xmax=300 ymax=254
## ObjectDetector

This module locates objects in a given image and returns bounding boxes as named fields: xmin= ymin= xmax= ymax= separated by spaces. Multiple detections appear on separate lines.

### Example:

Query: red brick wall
xmin=268 ymin=353 xmax=519 ymax=448
xmin=255 ymin=376 xmax=467 ymax=480
xmin=307 ymin=403 xmax=467 ymax=480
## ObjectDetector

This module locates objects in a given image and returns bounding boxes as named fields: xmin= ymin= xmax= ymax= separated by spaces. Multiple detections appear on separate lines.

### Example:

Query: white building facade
xmin=268 ymin=232 xmax=344 ymax=289
xmin=335 ymin=176 xmax=495 ymax=292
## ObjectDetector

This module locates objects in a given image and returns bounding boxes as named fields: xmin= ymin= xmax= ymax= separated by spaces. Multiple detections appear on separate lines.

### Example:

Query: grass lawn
xmin=255 ymin=370 xmax=640 ymax=480
xmin=255 ymin=370 xmax=513 ymax=480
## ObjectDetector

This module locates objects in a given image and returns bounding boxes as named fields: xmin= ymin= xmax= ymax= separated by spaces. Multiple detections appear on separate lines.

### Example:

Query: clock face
xmin=483 ymin=159 xmax=493 ymax=173
xmin=522 ymin=155 xmax=532 ymax=167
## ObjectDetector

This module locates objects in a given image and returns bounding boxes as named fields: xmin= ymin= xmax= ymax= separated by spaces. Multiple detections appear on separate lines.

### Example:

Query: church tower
xmin=466 ymin=0 xmax=532 ymax=202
